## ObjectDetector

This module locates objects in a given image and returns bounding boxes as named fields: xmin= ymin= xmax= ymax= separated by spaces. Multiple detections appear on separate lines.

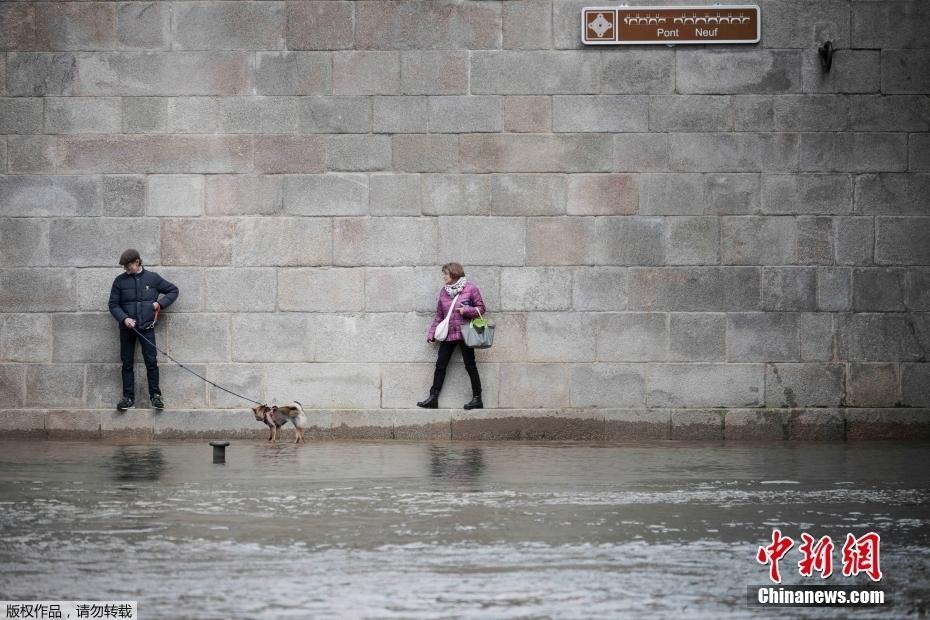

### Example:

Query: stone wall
xmin=1 ymin=1 xmax=928 ymax=438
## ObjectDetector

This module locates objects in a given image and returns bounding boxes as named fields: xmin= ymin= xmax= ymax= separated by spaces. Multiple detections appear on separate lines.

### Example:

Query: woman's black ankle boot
xmin=417 ymin=389 xmax=440 ymax=409
xmin=463 ymin=394 xmax=483 ymax=410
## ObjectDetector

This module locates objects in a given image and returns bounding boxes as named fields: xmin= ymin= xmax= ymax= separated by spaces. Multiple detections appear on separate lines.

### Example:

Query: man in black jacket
xmin=108 ymin=249 xmax=179 ymax=411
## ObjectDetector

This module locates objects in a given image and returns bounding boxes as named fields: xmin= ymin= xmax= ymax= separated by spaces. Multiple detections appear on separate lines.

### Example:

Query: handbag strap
xmin=442 ymin=293 xmax=460 ymax=323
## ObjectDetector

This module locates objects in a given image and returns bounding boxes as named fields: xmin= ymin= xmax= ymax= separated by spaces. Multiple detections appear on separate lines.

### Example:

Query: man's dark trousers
xmin=120 ymin=327 xmax=159 ymax=399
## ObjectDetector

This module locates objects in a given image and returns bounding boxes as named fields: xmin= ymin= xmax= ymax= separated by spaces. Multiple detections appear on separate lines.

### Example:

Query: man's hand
xmin=152 ymin=301 xmax=160 ymax=310
xmin=124 ymin=318 xmax=137 ymax=328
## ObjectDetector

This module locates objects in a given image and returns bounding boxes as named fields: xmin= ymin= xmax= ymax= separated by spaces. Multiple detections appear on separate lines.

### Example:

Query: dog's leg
xmin=271 ymin=425 xmax=277 ymax=443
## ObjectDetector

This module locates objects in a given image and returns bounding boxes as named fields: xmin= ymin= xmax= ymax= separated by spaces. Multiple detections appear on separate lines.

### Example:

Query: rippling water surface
xmin=1 ymin=440 xmax=928 ymax=619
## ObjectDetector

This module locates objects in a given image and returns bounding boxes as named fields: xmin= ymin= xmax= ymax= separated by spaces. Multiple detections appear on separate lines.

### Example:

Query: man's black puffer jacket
xmin=108 ymin=268 xmax=179 ymax=330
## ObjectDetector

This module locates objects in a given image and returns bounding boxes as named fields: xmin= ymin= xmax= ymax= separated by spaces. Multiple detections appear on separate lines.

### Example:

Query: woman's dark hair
xmin=442 ymin=262 xmax=465 ymax=279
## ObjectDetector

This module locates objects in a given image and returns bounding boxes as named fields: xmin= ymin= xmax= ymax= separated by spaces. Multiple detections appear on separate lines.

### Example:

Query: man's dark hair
xmin=119 ymin=248 xmax=141 ymax=266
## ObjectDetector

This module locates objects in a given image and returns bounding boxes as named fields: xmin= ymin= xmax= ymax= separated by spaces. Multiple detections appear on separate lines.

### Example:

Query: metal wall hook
xmin=818 ymin=41 xmax=835 ymax=72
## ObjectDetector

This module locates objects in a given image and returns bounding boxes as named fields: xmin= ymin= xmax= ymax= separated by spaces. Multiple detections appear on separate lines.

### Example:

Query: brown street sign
xmin=582 ymin=5 xmax=760 ymax=45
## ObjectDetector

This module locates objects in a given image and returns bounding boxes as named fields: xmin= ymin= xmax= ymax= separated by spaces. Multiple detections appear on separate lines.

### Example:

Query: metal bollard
xmin=209 ymin=441 xmax=230 ymax=464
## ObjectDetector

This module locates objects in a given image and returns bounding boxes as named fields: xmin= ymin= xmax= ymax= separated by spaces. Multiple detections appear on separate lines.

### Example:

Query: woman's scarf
xmin=444 ymin=276 xmax=467 ymax=299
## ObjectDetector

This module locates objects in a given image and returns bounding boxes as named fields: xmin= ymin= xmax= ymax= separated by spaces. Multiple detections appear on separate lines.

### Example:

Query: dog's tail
xmin=293 ymin=400 xmax=302 ymax=407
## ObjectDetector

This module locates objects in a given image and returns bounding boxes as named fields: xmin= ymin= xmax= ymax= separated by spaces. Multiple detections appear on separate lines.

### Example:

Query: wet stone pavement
xmin=0 ymin=440 xmax=928 ymax=619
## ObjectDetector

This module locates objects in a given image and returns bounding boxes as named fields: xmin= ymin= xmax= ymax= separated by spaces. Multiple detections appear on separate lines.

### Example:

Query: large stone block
xmin=172 ymin=2 xmax=284 ymax=49
xmin=230 ymin=314 xmax=312 ymax=363
xmin=670 ymin=410 xmax=725 ymax=440
xmin=102 ymin=175 xmax=145 ymax=217
xmin=762 ymin=267 xmax=817 ymax=311
xmin=552 ymin=96 xmax=648 ymax=132
xmin=677 ymin=51 xmax=801 ymax=94
xmin=803 ymin=50 xmax=880 ymax=94
xmin=727 ymin=313 xmax=799 ymax=362
xmin=566 ymin=174 xmax=637 ymax=215
xmin=439 ymin=217 xmax=525 ymax=266
xmin=26 ymin=364 xmax=84 ymax=408
xmin=392 ymin=409 xmax=452 ymax=439
xmin=765 ymin=363 xmax=845 ymax=407
xmin=704 ymin=174 xmax=761 ymax=214
xmin=45 ymin=96 xmax=120 ymax=134
xmin=0 ymin=218 xmax=48 ymax=267
xmin=284 ymin=174 xmax=368 ymax=215
xmin=526 ymin=312 xmax=597 ymax=362
xmin=264 ymin=363 xmax=381 ymax=408
xmin=460 ymin=135 xmax=613 ymax=173
xmin=647 ymin=363 xmax=764 ymax=407
xmin=498 ymin=364 xmax=570 ymax=408
xmin=0 ymin=175 xmax=101 ymax=217
xmin=724 ymin=409 xmax=787 ymax=441
xmin=471 ymin=51 xmax=598 ymax=94
xmin=670 ymin=133 xmax=798 ymax=172
xmin=109 ymin=52 xmax=253 ymax=96
xmin=0 ymin=98 xmax=42 ymax=133
xmin=0 ymin=365 xmax=26 ymax=408
xmin=146 ymin=175 xmax=203 ymax=216
xmin=206 ymin=175 xmax=282 ymax=216
xmin=773 ymin=95 xmax=847 ymax=131
xmin=6 ymin=52 xmax=83 ymax=97
xmin=297 ymin=97 xmax=370 ymax=133
xmin=50 ymin=218 xmax=158 ymax=267
xmin=600 ymin=50 xmax=675 ymax=94
xmin=628 ymin=266 xmax=761 ymax=311
xmin=51 ymin=313 xmax=118 ymax=363
xmin=798 ymin=215 xmax=837 ymax=265
xmin=372 ymin=96 xmax=428 ymax=133
xmin=369 ymin=174 xmax=421 ymax=216
xmin=668 ymin=313 xmax=726 ymax=361
xmin=161 ymin=219 xmax=234 ymax=266
xmin=428 ymin=96 xmax=502 ymax=133
xmin=526 ymin=217 xmax=596 ymax=265
xmin=604 ymin=408 xmax=669 ymax=439
xmin=490 ymin=174 xmax=565 ymax=216
xmin=835 ymin=133 xmax=907 ymax=173
xmin=762 ymin=0 xmax=849 ymax=49
xmin=836 ymin=313 xmax=924 ymax=362
xmin=381 ymin=362 xmax=500 ymax=409
xmin=849 ymin=96 xmax=929 ymax=132
xmin=875 ymin=217 xmax=930 ymax=265
xmin=312 ymin=313 xmax=434 ymax=363
xmin=365 ymin=266 xmax=436 ymax=312
xmin=851 ymin=1 xmax=930 ymax=48
xmin=787 ymin=409 xmax=845 ymax=441
xmin=204 ymin=268 xmax=276 ymax=313
xmin=835 ymin=217 xmax=874 ymax=265
xmin=214 ymin=98 xmax=300 ymax=134
xmin=847 ymin=363 xmax=899 ymax=407
xmin=34 ymin=2 xmax=117 ymax=50
xmin=622 ymin=133 xmax=679 ymax=173
xmin=122 ymin=97 xmax=167 ymax=133
xmin=166 ymin=314 xmax=229 ymax=362
xmin=278 ymin=268 xmax=366 ymax=312
xmin=333 ymin=52 xmax=400 ymax=95
xmin=400 ymin=51 xmax=468 ymax=95
xmin=327 ymin=135 xmax=392 ymax=171
xmin=883 ymin=49 xmax=930 ymax=93
xmin=721 ymin=216 xmax=797 ymax=265
xmin=852 ymin=268 xmax=906 ymax=311
xmin=503 ymin=96 xmax=551 ymax=132
xmin=0 ymin=314 xmax=51 ymax=363
xmin=911 ymin=134 xmax=930 ymax=170
xmin=762 ymin=174 xmax=852 ymax=215
xmin=594 ymin=217 xmax=664 ymax=265
xmin=205 ymin=363 xmax=265 ymax=409
xmin=906 ymin=269 xmax=930 ymax=310
xmin=855 ymin=174 xmax=930 ymax=215
xmin=58 ymin=135 xmax=253 ymax=173
xmin=846 ymin=408 xmax=930 ymax=441
xmin=356 ymin=1 xmax=500 ymax=50
xmin=648 ymin=96 xmax=730 ymax=132
xmin=0 ymin=268 xmax=78 ymax=312
xmin=639 ymin=174 xmax=703 ymax=215
xmin=229 ymin=312 xmax=314 ymax=365
xmin=799 ymin=312 xmax=834 ymax=362
xmin=664 ymin=217 xmax=720 ymax=265
xmin=117 ymin=2 xmax=169 ymax=50
xmin=392 ymin=135 xmax=459 ymax=172
xmin=596 ymin=313 xmax=667 ymax=362
xmin=334 ymin=217 xmax=438 ymax=266
xmin=572 ymin=267 xmax=629 ymax=311
xmin=902 ymin=363 xmax=930 ymax=407
xmin=233 ymin=218 xmax=331 ymax=266
xmin=817 ymin=267 xmax=851 ymax=311
xmin=254 ymin=136 xmax=326 ymax=174
xmin=255 ymin=52 xmax=331 ymax=95
xmin=1 ymin=4 xmax=39 ymax=51
xmin=500 ymin=267 xmax=572 ymax=311
xmin=570 ymin=364 xmax=646 ymax=408
xmin=286 ymin=1 xmax=353 ymax=50
xmin=0 ymin=410 xmax=46 ymax=438
xmin=479 ymin=313 xmax=527 ymax=362
xmin=503 ymin=0 xmax=552 ymax=50
xmin=421 ymin=175 xmax=491 ymax=216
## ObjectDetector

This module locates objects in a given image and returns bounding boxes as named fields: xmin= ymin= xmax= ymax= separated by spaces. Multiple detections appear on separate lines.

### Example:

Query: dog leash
xmin=130 ymin=325 xmax=264 ymax=406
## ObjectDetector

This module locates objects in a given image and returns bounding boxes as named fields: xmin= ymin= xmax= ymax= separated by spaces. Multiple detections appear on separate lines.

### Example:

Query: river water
xmin=0 ymin=440 xmax=928 ymax=619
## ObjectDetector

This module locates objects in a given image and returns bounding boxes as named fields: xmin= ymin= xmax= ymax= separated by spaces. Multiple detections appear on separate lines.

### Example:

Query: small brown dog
xmin=251 ymin=401 xmax=307 ymax=444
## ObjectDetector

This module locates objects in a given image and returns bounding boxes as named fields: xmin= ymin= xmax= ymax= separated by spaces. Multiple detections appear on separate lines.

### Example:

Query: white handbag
xmin=433 ymin=293 xmax=460 ymax=341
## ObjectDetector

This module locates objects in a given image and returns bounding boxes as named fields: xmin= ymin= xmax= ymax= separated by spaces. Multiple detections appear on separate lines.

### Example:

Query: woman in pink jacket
xmin=417 ymin=262 xmax=485 ymax=410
